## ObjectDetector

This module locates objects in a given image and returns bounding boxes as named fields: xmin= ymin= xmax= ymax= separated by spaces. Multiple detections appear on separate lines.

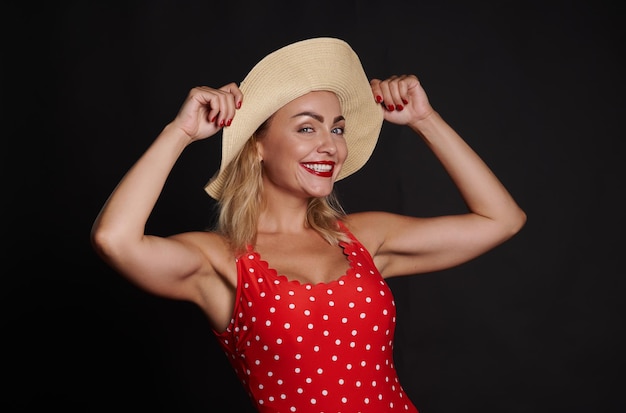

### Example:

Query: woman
xmin=91 ymin=37 xmax=526 ymax=412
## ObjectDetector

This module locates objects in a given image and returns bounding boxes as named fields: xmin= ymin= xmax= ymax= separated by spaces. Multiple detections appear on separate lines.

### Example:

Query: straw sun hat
xmin=204 ymin=37 xmax=384 ymax=200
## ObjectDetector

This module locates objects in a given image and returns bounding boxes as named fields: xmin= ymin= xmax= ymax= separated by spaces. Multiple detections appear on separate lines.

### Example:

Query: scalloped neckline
xmin=248 ymin=238 xmax=359 ymax=288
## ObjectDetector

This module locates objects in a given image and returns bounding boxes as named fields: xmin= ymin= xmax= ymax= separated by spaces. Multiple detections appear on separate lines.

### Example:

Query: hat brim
xmin=204 ymin=37 xmax=383 ymax=200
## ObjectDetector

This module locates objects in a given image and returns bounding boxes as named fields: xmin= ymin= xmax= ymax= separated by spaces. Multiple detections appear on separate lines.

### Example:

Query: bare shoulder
xmin=343 ymin=211 xmax=397 ymax=254
xmin=344 ymin=211 xmax=403 ymax=233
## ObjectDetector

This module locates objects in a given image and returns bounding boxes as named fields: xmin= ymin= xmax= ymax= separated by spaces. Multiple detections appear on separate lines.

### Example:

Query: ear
xmin=255 ymin=138 xmax=264 ymax=162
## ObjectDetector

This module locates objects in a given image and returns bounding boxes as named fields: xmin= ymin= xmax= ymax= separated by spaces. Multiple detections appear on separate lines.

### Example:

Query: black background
xmin=4 ymin=1 xmax=624 ymax=412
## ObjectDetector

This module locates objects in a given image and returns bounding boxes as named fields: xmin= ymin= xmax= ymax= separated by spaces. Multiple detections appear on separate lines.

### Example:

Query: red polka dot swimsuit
xmin=213 ymin=222 xmax=419 ymax=412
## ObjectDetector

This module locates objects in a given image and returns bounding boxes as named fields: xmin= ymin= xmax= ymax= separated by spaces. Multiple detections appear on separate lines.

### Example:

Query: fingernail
xmin=226 ymin=119 xmax=232 ymax=126
xmin=375 ymin=95 xmax=383 ymax=103
xmin=387 ymin=104 xmax=395 ymax=111
xmin=402 ymin=98 xmax=409 ymax=104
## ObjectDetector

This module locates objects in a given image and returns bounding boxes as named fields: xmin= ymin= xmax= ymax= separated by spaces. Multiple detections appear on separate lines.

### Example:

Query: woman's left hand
xmin=370 ymin=74 xmax=434 ymax=126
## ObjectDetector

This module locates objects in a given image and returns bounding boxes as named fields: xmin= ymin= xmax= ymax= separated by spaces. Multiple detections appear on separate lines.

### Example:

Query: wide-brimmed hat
xmin=204 ymin=37 xmax=384 ymax=200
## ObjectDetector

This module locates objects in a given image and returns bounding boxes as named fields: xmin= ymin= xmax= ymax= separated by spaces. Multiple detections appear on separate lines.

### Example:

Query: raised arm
xmin=90 ymin=84 xmax=242 ymax=305
xmin=352 ymin=75 xmax=526 ymax=278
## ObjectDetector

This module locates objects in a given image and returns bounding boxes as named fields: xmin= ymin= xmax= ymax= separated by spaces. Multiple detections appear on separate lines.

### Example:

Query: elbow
xmin=507 ymin=206 xmax=527 ymax=238
xmin=90 ymin=220 xmax=125 ymax=263
xmin=90 ymin=222 xmax=112 ymax=260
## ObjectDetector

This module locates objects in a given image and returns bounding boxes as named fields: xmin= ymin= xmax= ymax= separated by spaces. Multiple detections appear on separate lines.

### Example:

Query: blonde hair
xmin=216 ymin=121 xmax=349 ymax=255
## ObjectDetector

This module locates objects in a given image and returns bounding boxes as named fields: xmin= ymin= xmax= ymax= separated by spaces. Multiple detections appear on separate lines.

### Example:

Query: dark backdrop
xmin=4 ymin=1 xmax=624 ymax=412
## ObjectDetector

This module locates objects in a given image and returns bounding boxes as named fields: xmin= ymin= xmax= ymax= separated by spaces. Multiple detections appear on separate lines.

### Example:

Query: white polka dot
xmin=284 ymin=322 xmax=290 ymax=329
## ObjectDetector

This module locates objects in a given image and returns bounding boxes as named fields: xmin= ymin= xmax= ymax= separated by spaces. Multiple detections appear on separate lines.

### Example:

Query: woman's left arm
xmin=357 ymin=75 xmax=526 ymax=278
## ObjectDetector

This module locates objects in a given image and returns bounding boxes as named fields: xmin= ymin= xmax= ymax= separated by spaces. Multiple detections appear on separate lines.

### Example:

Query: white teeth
xmin=303 ymin=163 xmax=332 ymax=172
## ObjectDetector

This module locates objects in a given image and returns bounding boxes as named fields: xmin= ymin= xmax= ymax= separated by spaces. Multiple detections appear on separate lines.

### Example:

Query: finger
xmin=220 ymin=82 xmax=244 ymax=110
xmin=370 ymin=78 xmax=384 ymax=104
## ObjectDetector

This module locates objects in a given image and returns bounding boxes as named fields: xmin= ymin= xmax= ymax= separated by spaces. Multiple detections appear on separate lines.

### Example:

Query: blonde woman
xmin=91 ymin=37 xmax=526 ymax=412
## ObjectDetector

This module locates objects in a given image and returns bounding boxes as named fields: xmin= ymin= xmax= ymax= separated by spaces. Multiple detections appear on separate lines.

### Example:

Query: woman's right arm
xmin=90 ymin=84 xmax=242 ymax=304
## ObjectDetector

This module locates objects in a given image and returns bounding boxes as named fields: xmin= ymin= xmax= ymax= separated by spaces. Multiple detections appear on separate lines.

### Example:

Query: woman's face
xmin=257 ymin=91 xmax=347 ymax=198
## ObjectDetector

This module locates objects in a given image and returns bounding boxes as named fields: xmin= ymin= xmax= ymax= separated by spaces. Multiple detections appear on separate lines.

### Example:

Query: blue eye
xmin=300 ymin=127 xmax=314 ymax=133
xmin=332 ymin=127 xmax=345 ymax=135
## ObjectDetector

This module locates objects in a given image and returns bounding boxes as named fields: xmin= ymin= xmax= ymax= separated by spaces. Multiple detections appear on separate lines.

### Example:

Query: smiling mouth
xmin=301 ymin=162 xmax=334 ymax=177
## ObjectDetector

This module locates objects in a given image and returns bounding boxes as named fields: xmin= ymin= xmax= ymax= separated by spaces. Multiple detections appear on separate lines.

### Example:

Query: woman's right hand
xmin=172 ymin=83 xmax=243 ymax=142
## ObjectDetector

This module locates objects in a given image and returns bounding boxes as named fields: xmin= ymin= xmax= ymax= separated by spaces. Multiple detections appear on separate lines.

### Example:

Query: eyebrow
xmin=292 ymin=112 xmax=345 ymax=124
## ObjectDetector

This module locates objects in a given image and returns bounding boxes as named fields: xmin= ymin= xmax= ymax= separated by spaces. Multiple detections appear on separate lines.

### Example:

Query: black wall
xmin=5 ymin=1 xmax=624 ymax=412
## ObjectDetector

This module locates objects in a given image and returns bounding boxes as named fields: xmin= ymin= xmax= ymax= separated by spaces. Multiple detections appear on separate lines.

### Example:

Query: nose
xmin=317 ymin=130 xmax=338 ymax=155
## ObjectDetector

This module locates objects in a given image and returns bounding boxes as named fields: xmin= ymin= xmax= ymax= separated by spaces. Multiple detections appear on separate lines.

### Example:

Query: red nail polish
xmin=226 ymin=119 xmax=232 ymax=126
xmin=402 ymin=98 xmax=409 ymax=104
xmin=211 ymin=116 xmax=216 ymax=123
xmin=237 ymin=101 xmax=242 ymax=109
xmin=376 ymin=95 xmax=383 ymax=103
xmin=387 ymin=104 xmax=395 ymax=111
xmin=396 ymin=105 xmax=404 ymax=111
xmin=219 ymin=120 xmax=225 ymax=127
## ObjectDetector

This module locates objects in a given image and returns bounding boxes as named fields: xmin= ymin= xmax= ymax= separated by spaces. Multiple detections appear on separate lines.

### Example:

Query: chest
xmin=254 ymin=233 xmax=351 ymax=285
